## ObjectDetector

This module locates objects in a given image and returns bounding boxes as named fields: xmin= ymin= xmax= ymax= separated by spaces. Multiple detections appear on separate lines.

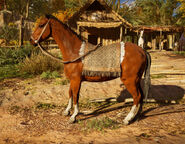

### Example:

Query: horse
xmin=30 ymin=15 xmax=151 ymax=125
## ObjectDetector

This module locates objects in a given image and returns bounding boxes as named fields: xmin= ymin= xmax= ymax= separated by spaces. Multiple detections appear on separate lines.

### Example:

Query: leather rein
xmin=31 ymin=19 xmax=101 ymax=64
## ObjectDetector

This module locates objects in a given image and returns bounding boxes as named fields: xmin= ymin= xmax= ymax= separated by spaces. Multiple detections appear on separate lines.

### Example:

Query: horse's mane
xmin=45 ymin=14 xmax=82 ymax=40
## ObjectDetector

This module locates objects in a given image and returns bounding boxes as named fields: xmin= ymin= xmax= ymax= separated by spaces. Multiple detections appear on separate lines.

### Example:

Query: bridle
xmin=31 ymin=19 xmax=51 ymax=44
xmin=30 ymin=19 xmax=101 ymax=64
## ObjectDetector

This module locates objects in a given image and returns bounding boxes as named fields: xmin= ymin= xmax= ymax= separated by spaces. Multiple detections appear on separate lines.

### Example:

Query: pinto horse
xmin=30 ymin=15 xmax=151 ymax=125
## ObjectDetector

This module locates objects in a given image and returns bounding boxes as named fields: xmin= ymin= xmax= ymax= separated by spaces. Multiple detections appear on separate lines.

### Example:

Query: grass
xmin=36 ymin=103 xmax=57 ymax=109
xmin=19 ymin=52 xmax=63 ymax=75
xmin=79 ymin=117 xmax=120 ymax=132
xmin=0 ymin=64 xmax=19 ymax=80
xmin=174 ymin=51 xmax=185 ymax=56
xmin=0 ymin=44 xmax=64 ymax=80
xmin=151 ymin=74 xmax=167 ymax=79
xmin=40 ymin=71 xmax=61 ymax=79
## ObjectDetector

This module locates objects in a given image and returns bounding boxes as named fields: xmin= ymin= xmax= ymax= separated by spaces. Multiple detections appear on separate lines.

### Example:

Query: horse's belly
xmin=83 ymin=76 xmax=118 ymax=82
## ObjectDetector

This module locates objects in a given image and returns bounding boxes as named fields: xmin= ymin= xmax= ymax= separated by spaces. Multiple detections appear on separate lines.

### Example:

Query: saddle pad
xmin=81 ymin=42 xmax=123 ymax=77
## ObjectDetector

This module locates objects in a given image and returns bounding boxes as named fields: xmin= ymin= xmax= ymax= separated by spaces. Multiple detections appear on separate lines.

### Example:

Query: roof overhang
xmin=77 ymin=21 xmax=122 ymax=28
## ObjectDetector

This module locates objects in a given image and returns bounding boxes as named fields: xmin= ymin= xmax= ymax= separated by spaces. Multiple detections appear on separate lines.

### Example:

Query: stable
xmin=67 ymin=0 xmax=132 ymax=46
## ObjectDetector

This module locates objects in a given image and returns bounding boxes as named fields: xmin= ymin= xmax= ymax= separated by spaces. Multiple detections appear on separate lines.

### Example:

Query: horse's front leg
xmin=68 ymin=78 xmax=81 ymax=123
xmin=63 ymin=88 xmax=73 ymax=116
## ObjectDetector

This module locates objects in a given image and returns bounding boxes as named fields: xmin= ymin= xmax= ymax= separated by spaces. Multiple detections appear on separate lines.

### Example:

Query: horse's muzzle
xmin=30 ymin=38 xmax=38 ymax=46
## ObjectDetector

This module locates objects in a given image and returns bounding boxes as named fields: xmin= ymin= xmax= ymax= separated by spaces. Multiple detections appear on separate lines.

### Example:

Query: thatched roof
xmin=135 ymin=26 xmax=184 ymax=33
xmin=68 ymin=0 xmax=132 ymax=28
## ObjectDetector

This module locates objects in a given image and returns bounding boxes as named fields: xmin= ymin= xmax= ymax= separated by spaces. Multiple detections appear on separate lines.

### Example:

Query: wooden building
xmin=67 ymin=0 xmax=132 ymax=46
xmin=134 ymin=26 xmax=184 ymax=51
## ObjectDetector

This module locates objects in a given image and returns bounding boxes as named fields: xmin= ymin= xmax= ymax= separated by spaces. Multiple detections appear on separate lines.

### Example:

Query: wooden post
xmin=168 ymin=34 xmax=173 ymax=49
xmin=120 ymin=26 xmax=123 ymax=42
xmin=152 ymin=34 xmax=156 ymax=50
xmin=159 ymin=30 xmax=162 ymax=50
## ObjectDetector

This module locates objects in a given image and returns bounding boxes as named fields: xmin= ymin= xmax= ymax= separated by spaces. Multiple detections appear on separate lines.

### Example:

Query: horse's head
xmin=30 ymin=15 xmax=51 ymax=46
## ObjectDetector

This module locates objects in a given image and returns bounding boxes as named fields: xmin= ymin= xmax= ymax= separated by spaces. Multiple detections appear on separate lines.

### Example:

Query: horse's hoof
xmin=68 ymin=117 xmax=76 ymax=124
xmin=63 ymin=111 xmax=70 ymax=116
xmin=123 ymin=120 xmax=129 ymax=125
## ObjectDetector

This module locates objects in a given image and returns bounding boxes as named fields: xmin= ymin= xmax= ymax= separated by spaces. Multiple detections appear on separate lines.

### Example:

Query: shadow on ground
xmin=118 ymin=83 xmax=185 ymax=103
xmin=79 ymin=83 xmax=185 ymax=121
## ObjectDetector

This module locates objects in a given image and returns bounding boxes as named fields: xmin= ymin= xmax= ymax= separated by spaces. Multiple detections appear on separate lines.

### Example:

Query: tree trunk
xmin=19 ymin=15 xmax=24 ymax=47
xmin=25 ymin=0 xmax=30 ymax=19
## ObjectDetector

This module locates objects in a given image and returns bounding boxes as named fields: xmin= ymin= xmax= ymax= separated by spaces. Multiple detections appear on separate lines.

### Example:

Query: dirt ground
xmin=0 ymin=51 xmax=185 ymax=144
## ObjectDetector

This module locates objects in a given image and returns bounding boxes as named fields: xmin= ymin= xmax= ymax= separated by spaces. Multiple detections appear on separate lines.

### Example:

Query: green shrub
xmin=174 ymin=51 xmax=185 ymax=56
xmin=40 ymin=71 xmax=60 ymax=79
xmin=82 ymin=117 xmax=120 ymax=132
xmin=0 ymin=64 xmax=20 ymax=80
xmin=0 ymin=24 xmax=18 ymax=44
xmin=36 ymin=103 xmax=56 ymax=109
xmin=19 ymin=52 xmax=64 ymax=75
xmin=0 ymin=44 xmax=34 ymax=66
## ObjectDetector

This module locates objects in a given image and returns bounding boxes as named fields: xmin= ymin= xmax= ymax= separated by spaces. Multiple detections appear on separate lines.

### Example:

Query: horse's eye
xmin=39 ymin=24 xmax=45 ymax=28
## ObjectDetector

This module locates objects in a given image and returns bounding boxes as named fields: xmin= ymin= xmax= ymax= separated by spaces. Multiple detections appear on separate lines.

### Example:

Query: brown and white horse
xmin=30 ymin=15 xmax=151 ymax=125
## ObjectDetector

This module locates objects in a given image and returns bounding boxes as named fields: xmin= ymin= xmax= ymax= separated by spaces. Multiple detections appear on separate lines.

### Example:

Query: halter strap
xmin=31 ymin=19 xmax=50 ymax=44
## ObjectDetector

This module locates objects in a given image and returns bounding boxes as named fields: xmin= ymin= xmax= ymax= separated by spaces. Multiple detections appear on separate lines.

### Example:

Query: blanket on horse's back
xmin=80 ymin=42 xmax=124 ymax=77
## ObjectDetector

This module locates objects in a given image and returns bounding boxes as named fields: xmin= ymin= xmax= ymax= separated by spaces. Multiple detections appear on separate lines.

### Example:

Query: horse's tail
xmin=143 ymin=50 xmax=151 ymax=102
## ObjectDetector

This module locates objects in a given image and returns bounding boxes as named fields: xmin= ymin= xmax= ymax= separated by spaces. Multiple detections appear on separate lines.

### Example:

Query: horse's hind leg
xmin=121 ymin=77 xmax=143 ymax=125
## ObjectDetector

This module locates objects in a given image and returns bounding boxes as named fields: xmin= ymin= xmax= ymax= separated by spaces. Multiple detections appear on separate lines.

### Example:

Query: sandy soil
xmin=0 ymin=51 xmax=185 ymax=144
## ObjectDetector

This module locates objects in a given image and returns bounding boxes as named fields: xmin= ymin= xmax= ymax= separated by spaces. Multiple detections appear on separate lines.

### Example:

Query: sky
xmin=120 ymin=0 xmax=135 ymax=5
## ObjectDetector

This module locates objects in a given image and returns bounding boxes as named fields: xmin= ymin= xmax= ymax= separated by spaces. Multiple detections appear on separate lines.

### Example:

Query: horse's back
xmin=121 ymin=42 xmax=146 ymax=76
xmin=125 ymin=42 xmax=146 ymax=61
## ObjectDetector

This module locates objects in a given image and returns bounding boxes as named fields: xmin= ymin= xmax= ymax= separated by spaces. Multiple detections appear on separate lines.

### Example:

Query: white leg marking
xmin=123 ymin=104 xmax=140 ymax=125
xmin=69 ymin=104 xmax=79 ymax=123
xmin=63 ymin=98 xmax=72 ymax=116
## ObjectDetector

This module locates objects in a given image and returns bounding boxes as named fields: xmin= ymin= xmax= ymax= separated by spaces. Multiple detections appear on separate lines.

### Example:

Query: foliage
xmin=0 ymin=24 xmax=18 ymax=45
xmin=117 ymin=0 xmax=185 ymax=26
xmin=174 ymin=51 xmax=185 ymax=56
xmin=0 ymin=64 xmax=20 ymax=80
xmin=18 ymin=52 xmax=63 ymax=75
xmin=53 ymin=9 xmax=75 ymax=22
xmin=105 ymin=0 xmax=121 ymax=12
xmin=40 ymin=71 xmax=61 ymax=79
xmin=131 ymin=0 xmax=179 ymax=25
xmin=0 ymin=44 xmax=33 ymax=66
xmin=80 ymin=117 xmax=120 ymax=132
xmin=151 ymin=74 xmax=167 ymax=79
xmin=36 ymin=103 xmax=57 ymax=109
xmin=6 ymin=0 xmax=65 ymax=21
xmin=177 ymin=0 xmax=185 ymax=18
xmin=0 ymin=44 xmax=36 ymax=80
xmin=64 ymin=0 xmax=87 ymax=9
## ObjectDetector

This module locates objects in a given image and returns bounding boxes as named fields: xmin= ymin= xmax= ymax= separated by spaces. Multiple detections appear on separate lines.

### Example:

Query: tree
xmin=5 ymin=0 xmax=65 ymax=46
xmin=105 ymin=0 xmax=121 ymax=12
xmin=175 ymin=0 xmax=185 ymax=25
xmin=177 ymin=0 xmax=185 ymax=17
xmin=121 ymin=0 xmax=180 ymax=26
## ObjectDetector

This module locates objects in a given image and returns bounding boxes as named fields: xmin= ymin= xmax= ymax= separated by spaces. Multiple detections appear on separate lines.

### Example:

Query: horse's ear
xmin=45 ymin=14 xmax=50 ymax=19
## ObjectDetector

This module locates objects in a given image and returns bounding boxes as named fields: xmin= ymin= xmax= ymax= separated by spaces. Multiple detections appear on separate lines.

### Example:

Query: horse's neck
xmin=51 ymin=20 xmax=82 ymax=60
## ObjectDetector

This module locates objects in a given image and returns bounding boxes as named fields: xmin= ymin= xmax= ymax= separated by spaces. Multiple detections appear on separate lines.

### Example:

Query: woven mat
xmin=82 ymin=43 xmax=121 ymax=77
